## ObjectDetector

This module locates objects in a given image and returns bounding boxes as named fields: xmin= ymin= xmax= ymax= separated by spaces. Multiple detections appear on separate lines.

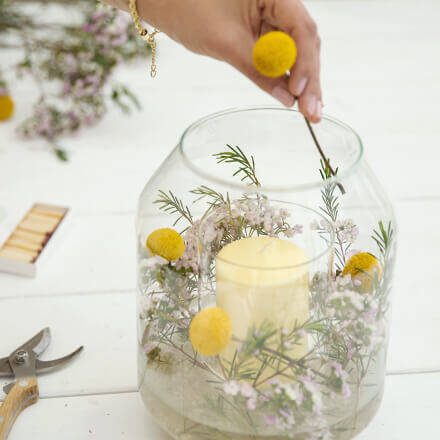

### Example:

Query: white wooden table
xmin=1 ymin=1 xmax=439 ymax=438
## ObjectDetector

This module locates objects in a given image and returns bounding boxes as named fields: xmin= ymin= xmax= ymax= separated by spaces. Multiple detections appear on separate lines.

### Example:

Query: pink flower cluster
xmin=231 ymin=198 xmax=302 ymax=237
xmin=312 ymin=271 xmax=385 ymax=350
xmin=202 ymin=197 xmax=302 ymax=245
xmin=311 ymin=218 xmax=359 ymax=245
xmin=223 ymin=372 xmax=333 ymax=438
xmin=16 ymin=4 xmax=147 ymax=154
xmin=60 ymin=7 xmax=132 ymax=104
xmin=83 ymin=7 xmax=131 ymax=48
xmin=223 ymin=380 xmax=259 ymax=411
xmin=263 ymin=375 xmax=328 ymax=438
xmin=173 ymin=198 xmax=303 ymax=275
xmin=19 ymin=98 xmax=105 ymax=140
xmin=173 ymin=221 xmax=200 ymax=274
xmin=335 ymin=219 xmax=359 ymax=244
xmin=327 ymin=286 xmax=384 ymax=350
xmin=328 ymin=361 xmax=351 ymax=398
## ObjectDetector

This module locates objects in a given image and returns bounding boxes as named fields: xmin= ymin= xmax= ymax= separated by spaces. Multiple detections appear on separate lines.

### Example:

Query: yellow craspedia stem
xmin=343 ymin=252 xmax=382 ymax=293
xmin=146 ymin=228 xmax=185 ymax=261
xmin=252 ymin=31 xmax=297 ymax=78
xmin=190 ymin=307 xmax=232 ymax=356
xmin=0 ymin=96 xmax=14 ymax=121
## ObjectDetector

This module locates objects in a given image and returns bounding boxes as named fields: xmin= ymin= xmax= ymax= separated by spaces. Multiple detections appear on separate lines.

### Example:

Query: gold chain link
xmin=129 ymin=0 xmax=160 ymax=78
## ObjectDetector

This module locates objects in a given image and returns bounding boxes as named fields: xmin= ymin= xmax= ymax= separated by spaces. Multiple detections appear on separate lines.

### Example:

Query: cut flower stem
xmin=304 ymin=117 xmax=346 ymax=195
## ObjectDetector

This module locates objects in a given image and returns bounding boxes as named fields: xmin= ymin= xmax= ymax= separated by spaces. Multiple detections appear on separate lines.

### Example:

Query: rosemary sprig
xmin=372 ymin=220 xmax=394 ymax=260
xmin=190 ymin=185 xmax=229 ymax=208
xmin=318 ymin=159 xmax=353 ymax=269
xmin=213 ymin=145 xmax=260 ymax=187
xmin=371 ymin=220 xmax=394 ymax=322
xmin=154 ymin=190 xmax=193 ymax=226
xmin=319 ymin=158 xmax=340 ymax=222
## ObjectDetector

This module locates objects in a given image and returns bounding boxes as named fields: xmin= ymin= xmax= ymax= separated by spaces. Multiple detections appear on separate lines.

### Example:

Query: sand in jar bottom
xmin=138 ymin=346 xmax=385 ymax=440
xmin=140 ymin=380 xmax=383 ymax=440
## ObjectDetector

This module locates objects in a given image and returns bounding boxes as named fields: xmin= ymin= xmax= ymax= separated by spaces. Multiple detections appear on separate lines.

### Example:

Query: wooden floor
xmin=1 ymin=1 xmax=439 ymax=438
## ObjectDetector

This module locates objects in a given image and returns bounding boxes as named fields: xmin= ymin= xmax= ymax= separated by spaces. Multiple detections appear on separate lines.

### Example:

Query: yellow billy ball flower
xmin=0 ymin=96 xmax=14 ymax=121
xmin=190 ymin=307 xmax=232 ymax=356
xmin=146 ymin=228 xmax=185 ymax=261
xmin=252 ymin=31 xmax=297 ymax=78
xmin=342 ymin=252 xmax=382 ymax=293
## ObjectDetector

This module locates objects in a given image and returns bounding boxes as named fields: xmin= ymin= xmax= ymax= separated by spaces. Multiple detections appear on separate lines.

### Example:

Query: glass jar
xmin=136 ymin=107 xmax=396 ymax=440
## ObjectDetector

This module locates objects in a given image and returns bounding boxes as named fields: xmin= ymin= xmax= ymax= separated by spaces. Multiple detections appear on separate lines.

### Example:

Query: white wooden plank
xmin=5 ymin=372 xmax=440 ymax=439
xmin=0 ymin=213 xmax=136 ymax=297
xmin=4 ymin=392 xmax=170 ymax=440
xmin=0 ymin=143 xmax=165 ymax=216
xmin=386 ymin=200 xmax=440 ymax=372
xmin=0 ymin=292 xmax=137 ymax=397
xmin=358 ymin=372 xmax=440 ymax=439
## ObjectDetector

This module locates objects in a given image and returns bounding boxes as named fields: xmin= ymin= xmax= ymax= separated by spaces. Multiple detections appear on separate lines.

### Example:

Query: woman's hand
xmin=107 ymin=0 xmax=322 ymax=122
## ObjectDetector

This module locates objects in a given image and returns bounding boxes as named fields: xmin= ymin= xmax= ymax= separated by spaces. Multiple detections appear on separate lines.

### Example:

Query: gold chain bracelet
xmin=129 ymin=0 xmax=160 ymax=78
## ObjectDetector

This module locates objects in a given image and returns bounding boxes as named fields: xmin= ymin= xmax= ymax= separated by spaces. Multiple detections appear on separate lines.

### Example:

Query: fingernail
xmin=295 ymin=77 xmax=308 ymax=96
xmin=315 ymin=101 xmax=322 ymax=120
xmin=272 ymin=86 xmax=295 ymax=107
xmin=306 ymin=95 xmax=317 ymax=117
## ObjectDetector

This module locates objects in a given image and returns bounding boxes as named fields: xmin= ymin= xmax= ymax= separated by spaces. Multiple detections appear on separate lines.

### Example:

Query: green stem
xmin=217 ymin=355 xmax=227 ymax=380
xmin=304 ymin=117 xmax=346 ymax=195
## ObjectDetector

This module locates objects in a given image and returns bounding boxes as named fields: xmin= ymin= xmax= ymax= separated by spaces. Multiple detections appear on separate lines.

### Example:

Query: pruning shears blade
xmin=35 ymin=345 xmax=84 ymax=373
xmin=0 ymin=356 xmax=12 ymax=375
xmin=0 ymin=328 xmax=51 ymax=377
xmin=11 ymin=328 xmax=51 ymax=358
xmin=0 ymin=328 xmax=83 ymax=382
xmin=30 ymin=327 xmax=51 ymax=357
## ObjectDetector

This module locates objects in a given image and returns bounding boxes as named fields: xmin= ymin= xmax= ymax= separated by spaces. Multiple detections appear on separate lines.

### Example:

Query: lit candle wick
xmin=259 ymin=241 xmax=274 ymax=254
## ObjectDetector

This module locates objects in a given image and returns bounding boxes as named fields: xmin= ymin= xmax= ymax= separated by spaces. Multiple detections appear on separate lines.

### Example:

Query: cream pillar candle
xmin=216 ymin=236 xmax=309 ymax=366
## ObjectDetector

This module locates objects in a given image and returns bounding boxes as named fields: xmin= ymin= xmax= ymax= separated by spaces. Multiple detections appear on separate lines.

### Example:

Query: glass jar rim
xmin=205 ymin=200 xmax=336 ymax=271
xmin=178 ymin=106 xmax=364 ymax=193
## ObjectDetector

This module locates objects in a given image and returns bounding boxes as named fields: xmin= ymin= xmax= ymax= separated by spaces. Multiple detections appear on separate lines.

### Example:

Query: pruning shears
xmin=0 ymin=328 xmax=83 ymax=439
